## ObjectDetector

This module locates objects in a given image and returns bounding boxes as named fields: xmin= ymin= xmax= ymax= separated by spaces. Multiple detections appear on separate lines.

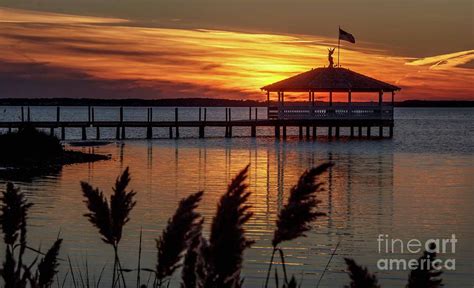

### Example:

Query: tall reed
xmin=155 ymin=191 xmax=203 ymax=287
xmin=1 ymin=183 xmax=63 ymax=288
xmin=265 ymin=163 xmax=333 ymax=288
xmin=202 ymin=165 xmax=254 ymax=288
xmin=344 ymin=258 xmax=381 ymax=288
xmin=81 ymin=167 xmax=136 ymax=288
xmin=406 ymin=243 xmax=443 ymax=288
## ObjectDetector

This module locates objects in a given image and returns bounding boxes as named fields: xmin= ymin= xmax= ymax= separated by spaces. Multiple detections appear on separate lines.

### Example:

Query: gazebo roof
xmin=261 ymin=67 xmax=401 ymax=92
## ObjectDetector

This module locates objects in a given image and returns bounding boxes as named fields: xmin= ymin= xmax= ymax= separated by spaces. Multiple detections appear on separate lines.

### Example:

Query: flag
xmin=339 ymin=28 xmax=355 ymax=43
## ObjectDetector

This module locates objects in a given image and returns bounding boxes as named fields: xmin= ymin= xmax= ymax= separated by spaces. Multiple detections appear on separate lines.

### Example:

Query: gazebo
xmin=261 ymin=67 xmax=401 ymax=137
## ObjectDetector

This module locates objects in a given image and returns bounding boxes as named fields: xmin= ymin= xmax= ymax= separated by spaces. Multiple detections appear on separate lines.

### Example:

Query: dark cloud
xmin=0 ymin=60 xmax=253 ymax=99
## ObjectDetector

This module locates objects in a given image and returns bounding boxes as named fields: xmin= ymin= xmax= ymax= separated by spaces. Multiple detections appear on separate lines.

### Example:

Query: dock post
xmin=283 ymin=126 xmax=287 ymax=140
xmin=335 ymin=126 xmax=340 ymax=138
xmin=249 ymin=107 xmax=252 ymax=120
xmin=121 ymin=126 xmax=126 ymax=139
xmin=199 ymin=126 xmax=205 ymax=138
xmin=82 ymin=126 xmax=87 ymax=140
xmin=367 ymin=126 xmax=371 ymax=138
xmin=50 ymin=127 xmax=54 ymax=136
xmin=328 ymin=126 xmax=333 ymax=138
xmin=199 ymin=107 xmax=202 ymax=122
xmin=312 ymin=126 xmax=317 ymax=140
xmin=228 ymin=108 xmax=232 ymax=138
xmin=146 ymin=107 xmax=152 ymax=139
xmin=389 ymin=125 xmax=394 ymax=138
xmin=8 ymin=126 xmax=12 ymax=133
xmin=21 ymin=106 xmax=24 ymax=122
xmin=175 ymin=107 xmax=179 ymax=139
xmin=350 ymin=126 xmax=354 ymax=138
xmin=116 ymin=127 xmax=120 ymax=140
xmin=61 ymin=127 xmax=65 ymax=140
xmin=120 ymin=106 xmax=125 ymax=139
xmin=358 ymin=126 xmax=362 ymax=138
xmin=96 ymin=127 xmax=100 ymax=139
xmin=27 ymin=106 xmax=30 ymax=122
xmin=298 ymin=126 xmax=303 ymax=140
xmin=379 ymin=126 xmax=383 ymax=138
xmin=255 ymin=107 xmax=258 ymax=121
xmin=56 ymin=106 xmax=60 ymax=123
xmin=91 ymin=107 xmax=95 ymax=123
xmin=146 ymin=126 xmax=152 ymax=139
xmin=275 ymin=125 xmax=280 ymax=139
xmin=169 ymin=126 xmax=173 ymax=139
xmin=306 ymin=126 xmax=310 ymax=140
xmin=225 ymin=108 xmax=228 ymax=138
xmin=251 ymin=125 xmax=256 ymax=137
xmin=88 ymin=106 xmax=91 ymax=123
xmin=204 ymin=108 xmax=207 ymax=122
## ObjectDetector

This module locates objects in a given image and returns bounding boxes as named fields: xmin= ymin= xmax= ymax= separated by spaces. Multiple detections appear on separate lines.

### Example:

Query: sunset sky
xmin=0 ymin=1 xmax=473 ymax=101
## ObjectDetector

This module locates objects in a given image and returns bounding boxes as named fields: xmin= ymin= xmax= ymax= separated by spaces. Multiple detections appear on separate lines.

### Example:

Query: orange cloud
xmin=0 ymin=7 xmax=472 ymax=100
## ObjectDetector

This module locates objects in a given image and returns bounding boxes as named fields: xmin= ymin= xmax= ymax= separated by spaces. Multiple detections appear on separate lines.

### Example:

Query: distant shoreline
xmin=0 ymin=98 xmax=472 ymax=108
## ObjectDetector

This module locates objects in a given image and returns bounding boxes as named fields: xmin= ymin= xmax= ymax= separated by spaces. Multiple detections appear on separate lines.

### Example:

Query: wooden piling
xmin=251 ymin=125 xmax=256 ymax=137
xmin=199 ymin=126 xmax=205 ymax=138
xmin=335 ymin=126 xmax=340 ymax=138
xmin=306 ymin=126 xmax=310 ymax=140
xmin=282 ymin=126 xmax=287 ymax=139
xmin=367 ymin=126 xmax=371 ymax=137
xmin=146 ymin=126 xmax=152 ymax=139
xmin=116 ymin=127 xmax=120 ymax=140
xmin=82 ymin=127 xmax=87 ymax=140
xmin=328 ymin=126 xmax=333 ymax=138
xmin=96 ymin=127 xmax=100 ymax=139
xmin=350 ymin=126 xmax=354 ymax=138
xmin=175 ymin=107 xmax=179 ymax=138
xmin=299 ymin=126 xmax=303 ymax=139
xmin=312 ymin=126 xmax=317 ymax=140
xmin=358 ymin=126 xmax=362 ymax=138
xmin=61 ymin=127 xmax=65 ymax=140
xmin=379 ymin=126 xmax=383 ymax=137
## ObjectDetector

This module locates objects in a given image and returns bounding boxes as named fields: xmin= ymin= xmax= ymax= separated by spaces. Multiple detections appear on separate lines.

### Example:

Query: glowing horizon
xmin=0 ymin=7 xmax=472 ymax=101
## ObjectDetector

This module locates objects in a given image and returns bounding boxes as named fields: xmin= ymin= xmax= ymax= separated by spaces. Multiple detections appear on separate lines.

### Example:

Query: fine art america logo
xmin=376 ymin=234 xmax=457 ymax=271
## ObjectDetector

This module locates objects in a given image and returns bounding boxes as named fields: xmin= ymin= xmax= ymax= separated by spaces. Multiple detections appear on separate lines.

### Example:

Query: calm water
xmin=0 ymin=107 xmax=473 ymax=287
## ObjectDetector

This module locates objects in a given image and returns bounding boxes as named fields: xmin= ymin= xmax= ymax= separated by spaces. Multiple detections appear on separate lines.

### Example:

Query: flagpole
xmin=337 ymin=26 xmax=340 ymax=67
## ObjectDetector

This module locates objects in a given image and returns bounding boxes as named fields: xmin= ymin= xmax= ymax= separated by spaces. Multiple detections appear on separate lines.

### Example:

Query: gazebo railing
xmin=268 ymin=105 xmax=393 ymax=120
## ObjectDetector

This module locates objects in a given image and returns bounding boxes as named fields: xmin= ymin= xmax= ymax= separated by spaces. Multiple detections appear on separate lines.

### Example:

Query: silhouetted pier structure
xmin=0 ymin=68 xmax=400 ymax=140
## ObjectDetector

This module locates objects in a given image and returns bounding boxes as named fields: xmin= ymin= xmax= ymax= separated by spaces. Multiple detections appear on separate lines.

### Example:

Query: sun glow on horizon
xmin=0 ymin=7 xmax=472 ymax=100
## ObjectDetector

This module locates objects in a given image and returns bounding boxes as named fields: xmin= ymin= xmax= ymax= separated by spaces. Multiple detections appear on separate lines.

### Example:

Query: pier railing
xmin=267 ymin=105 xmax=394 ymax=120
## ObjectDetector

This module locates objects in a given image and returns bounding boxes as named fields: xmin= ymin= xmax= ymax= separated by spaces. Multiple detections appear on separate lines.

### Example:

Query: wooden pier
xmin=0 ymin=105 xmax=394 ymax=140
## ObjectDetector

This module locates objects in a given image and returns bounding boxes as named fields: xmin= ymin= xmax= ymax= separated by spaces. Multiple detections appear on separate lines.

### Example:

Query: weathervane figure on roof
xmin=328 ymin=48 xmax=335 ymax=68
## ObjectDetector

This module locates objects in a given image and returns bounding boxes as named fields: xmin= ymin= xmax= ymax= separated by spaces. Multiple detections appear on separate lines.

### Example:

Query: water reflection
xmin=1 ymin=138 xmax=472 ymax=287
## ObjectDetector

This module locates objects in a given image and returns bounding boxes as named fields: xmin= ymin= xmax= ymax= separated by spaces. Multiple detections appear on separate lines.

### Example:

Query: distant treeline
xmin=0 ymin=98 xmax=472 ymax=107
